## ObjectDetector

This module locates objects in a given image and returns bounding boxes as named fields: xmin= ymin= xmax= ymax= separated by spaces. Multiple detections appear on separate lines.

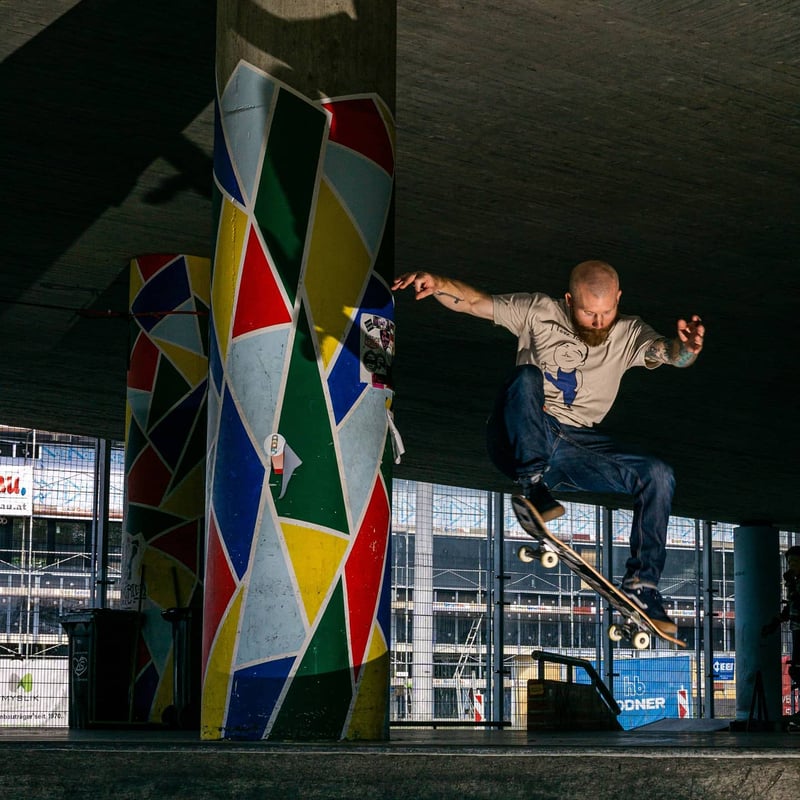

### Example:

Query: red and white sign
xmin=677 ymin=687 xmax=689 ymax=718
xmin=0 ymin=465 xmax=33 ymax=516
xmin=473 ymin=692 xmax=484 ymax=722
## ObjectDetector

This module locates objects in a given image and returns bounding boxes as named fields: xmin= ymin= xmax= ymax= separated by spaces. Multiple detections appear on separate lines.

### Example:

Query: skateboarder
xmin=392 ymin=260 xmax=705 ymax=637
xmin=762 ymin=545 xmax=800 ymax=687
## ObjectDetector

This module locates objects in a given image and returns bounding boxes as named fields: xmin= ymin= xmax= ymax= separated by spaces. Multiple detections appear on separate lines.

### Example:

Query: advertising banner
xmin=578 ymin=654 xmax=694 ymax=730
xmin=0 ymin=658 xmax=68 ymax=726
xmin=613 ymin=655 xmax=694 ymax=729
xmin=0 ymin=465 xmax=33 ymax=516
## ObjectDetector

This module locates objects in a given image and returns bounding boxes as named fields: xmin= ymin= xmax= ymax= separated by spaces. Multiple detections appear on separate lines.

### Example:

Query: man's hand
xmin=391 ymin=271 xmax=441 ymax=300
xmin=645 ymin=314 xmax=705 ymax=367
xmin=391 ymin=272 xmax=495 ymax=319
xmin=677 ymin=315 xmax=705 ymax=355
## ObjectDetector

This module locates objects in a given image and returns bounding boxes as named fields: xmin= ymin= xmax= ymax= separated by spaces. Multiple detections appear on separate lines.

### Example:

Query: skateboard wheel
xmin=632 ymin=631 xmax=650 ymax=650
xmin=518 ymin=545 xmax=536 ymax=564
xmin=540 ymin=551 xmax=559 ymax=569
xmin=608 ymin=624 xmax=624 ymax=642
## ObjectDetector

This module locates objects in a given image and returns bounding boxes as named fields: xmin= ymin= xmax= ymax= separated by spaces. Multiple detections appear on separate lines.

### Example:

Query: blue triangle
xmin=213 ymin=99 xmax=245 ymax=205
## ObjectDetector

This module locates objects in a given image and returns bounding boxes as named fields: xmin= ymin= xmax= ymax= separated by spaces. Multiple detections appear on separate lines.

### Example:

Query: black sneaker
xmin=622 ymin=586 xmax=678 ymax=637
xmin=519 ymin=475 xmax=564 ymax=523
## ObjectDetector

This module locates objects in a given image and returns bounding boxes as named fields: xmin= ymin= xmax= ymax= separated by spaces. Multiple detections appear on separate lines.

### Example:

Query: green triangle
xmin=149 ymin=357 xmax=191 ymax=432
xmin=125 ymin=414 xmax=148 ymax=474
xmin=269 ymin=581 xmax=353 ymax=739
xmin=254 ymin=89 xmax=325 ymax=306
xmin=273 ymin=303 xmax=348 ymax=533
xmin=169 ymin=394 xmax=208 ymax=494
xmin=125 ymin=503 xmax=187 ymax=544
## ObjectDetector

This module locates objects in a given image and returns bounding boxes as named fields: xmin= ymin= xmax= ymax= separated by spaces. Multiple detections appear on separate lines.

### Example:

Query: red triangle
xmin=322 ymin=98 xmax=394 ymax=176
xmin=136 ymin=633 xmax=153 ymax=673
xmin=127 ymin=444 xmax=171 ymax=507
xmin=232 ymin=227 xmax=292 ymax=338
xmin=345 ymin=478 xmax=390 ymax=678
xmin=127 ymin=332 xmax=160 ymax=392
xmin=202 ymin=515 xmax=237 ymax=675
xmin=150 ymin=519 xmax=201 ymax=576
xmin=135 ymin=254 xmax=179 ymax=282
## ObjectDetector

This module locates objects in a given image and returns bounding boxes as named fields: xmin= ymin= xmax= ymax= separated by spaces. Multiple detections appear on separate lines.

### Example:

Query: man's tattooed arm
xmin=645 ymin=337 xmax=699 ymax=368
xmin=435 ymin=290 xmax=463 ymax=304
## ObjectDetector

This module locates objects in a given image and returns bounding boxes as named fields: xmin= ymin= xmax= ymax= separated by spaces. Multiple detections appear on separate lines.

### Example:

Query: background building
xmin=0 ymin=426 xmax=796 ymax=729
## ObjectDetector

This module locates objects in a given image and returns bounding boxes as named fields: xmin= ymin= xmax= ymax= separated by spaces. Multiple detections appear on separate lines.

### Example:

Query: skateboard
xmin=511 ymin=495 xmax=687 ymax=650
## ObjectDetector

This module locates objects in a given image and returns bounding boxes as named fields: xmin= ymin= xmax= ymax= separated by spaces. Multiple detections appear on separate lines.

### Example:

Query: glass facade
xmin=0 ymin=427 xmax=796 ymax=729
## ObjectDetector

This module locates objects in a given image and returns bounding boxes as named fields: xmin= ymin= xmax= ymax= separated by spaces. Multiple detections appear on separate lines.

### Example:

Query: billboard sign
xmin=614 ymin=656 xmax=694 ymax=729
xmin=0 ymin=659 xmax=68 ymax=726
xmin=712 ymin=656 xmax=735 ymax=681
xmin=579 ymin=655 xmax=694 ymax=730
xmin=0 ymin=465 xmax=33 ymax=516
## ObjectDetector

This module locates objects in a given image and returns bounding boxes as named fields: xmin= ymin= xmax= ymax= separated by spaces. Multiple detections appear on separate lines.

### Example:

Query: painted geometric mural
xmin=123 ymin=253 xmax=210 ymax=726
xmin=203 ymin=61 xmax=396 ymax=740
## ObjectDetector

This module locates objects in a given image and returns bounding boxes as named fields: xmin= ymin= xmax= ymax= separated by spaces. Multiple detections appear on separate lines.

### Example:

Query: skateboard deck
xmin=511 ymin=495 xmax=686 ymax=650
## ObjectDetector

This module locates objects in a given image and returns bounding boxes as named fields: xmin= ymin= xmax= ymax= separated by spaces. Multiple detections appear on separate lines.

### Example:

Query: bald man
xmin=393 ymin=260 xmax=705 ymax=636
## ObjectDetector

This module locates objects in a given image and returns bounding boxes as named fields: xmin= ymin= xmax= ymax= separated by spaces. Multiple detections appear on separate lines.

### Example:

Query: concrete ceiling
xmin=2 ymin=1 xmax=799 ymax=529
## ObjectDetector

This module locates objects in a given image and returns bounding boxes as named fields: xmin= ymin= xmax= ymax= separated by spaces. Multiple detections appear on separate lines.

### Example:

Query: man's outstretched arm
xmin=391 ymin=272 xmax=494 ymax=320
xmin=646 ymin=314 xmax=705 ymax=367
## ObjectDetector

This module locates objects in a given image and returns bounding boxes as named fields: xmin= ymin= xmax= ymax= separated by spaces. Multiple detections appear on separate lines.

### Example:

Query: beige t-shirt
xmin=492 ymin=293 xmax=663 ymax=427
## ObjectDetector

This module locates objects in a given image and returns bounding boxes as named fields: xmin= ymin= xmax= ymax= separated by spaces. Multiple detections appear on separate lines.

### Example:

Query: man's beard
xmin=571 ymin=312 xmax=616 ymax=347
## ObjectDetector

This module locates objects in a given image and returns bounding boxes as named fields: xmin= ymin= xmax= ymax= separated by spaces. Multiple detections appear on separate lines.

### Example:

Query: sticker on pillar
xmin=265 ymin=433 xmax=302 ymax=499
xmin=360 ymin=314 xmax=394 ymax=389
xmin=121 ymin=531 xmax=147 ymax=608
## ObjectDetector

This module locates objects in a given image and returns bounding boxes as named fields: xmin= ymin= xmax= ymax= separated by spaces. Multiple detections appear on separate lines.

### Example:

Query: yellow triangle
xmin=212 ymin=199 xmax=248 ymax=362
xmin=129 ymin=258 xmax=145 ymax=306
xmin=345 ymin=623 xmax=389 ymax=740
xmin=304 ymin=180 xmax=371 ymax=369
xmin=161 ymin=461 xmax=206 ymax=521
xmin=141 ymin=548 xmax=196 ymax=609
xmin=185 ymin=255 xmax=211 ymax=306
xmin=201 ymin=586 xmax=244 ymax=739
xmin=282 ymin=521 xmax=349 ymax=625
xmin=153 ymin=339 xmax=209 ymax=387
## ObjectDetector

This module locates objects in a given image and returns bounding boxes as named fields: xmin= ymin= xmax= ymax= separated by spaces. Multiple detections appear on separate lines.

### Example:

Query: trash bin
xmin=60 ymin=608 xmax=141 ymax=729
xmin=160 ymin=606 xmax=202 ymax=729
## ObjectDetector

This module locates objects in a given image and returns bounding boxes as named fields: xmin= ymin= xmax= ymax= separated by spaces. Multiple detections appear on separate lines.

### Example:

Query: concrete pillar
xmin=122 ymin=254 xmax=210 ymax=725
xmin=203 ymin=1 xmax=397 ymax=740
xmin=411 ymin=483 xmax=434 ymax=720
xmin=734 ymin=525 xmax=783 ymax=724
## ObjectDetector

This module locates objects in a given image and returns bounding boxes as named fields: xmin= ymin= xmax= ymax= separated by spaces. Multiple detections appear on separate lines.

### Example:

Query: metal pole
xmin=484 ymin=491 xmax=493 ymax=723
xmin=491 ymin=491 xmax=506 ymax=726
xmin=694 ymin=519 xmax=703 ymax=718
xmin=412 ymin=482 xmax=434 ymax=720
xmin=601 ymin=507 xmax=615 ymax=695
xmin=594 ymin=506 xmax=602 ymax=672
xmin=92 ymin=439 xmax=111 ymax=609
xmin=702 ymin=520 xmax=715 ymax=718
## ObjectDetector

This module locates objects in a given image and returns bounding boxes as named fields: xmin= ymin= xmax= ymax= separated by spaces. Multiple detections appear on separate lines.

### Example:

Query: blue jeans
xmin=486 ymin=365 xmax=675 ymax=588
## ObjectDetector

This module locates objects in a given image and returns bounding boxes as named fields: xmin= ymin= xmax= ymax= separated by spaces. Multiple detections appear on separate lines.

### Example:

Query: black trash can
xmin=60 ymin=608 xmax=140 ymax=728
xmin=160 ymin=606 xmax=202 ymax=729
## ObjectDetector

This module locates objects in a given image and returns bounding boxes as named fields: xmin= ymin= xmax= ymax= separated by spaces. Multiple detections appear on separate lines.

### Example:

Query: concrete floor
xmin=1 ymin=722 xmax=798 ymax=800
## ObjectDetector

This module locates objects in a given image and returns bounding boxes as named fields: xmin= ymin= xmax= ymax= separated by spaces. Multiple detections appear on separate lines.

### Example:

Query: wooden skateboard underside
xmin=512 ymin=495 xmax=686 ymax=649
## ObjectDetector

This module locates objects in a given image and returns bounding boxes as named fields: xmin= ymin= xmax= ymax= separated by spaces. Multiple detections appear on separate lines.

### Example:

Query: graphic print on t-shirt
xmin=542 ymin=339 xmax=588 ymax=408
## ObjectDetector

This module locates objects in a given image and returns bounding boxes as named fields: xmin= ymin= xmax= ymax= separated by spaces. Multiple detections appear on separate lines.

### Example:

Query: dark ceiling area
xmin=2 ymin=1 xmax=799 ymax=529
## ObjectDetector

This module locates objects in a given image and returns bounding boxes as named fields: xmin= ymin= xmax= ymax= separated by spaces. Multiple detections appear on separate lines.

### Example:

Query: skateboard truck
xmin=511 ymin=494 xmax=687 ymax=650
xmin=608 ymin=622 xmax=651 ymax=651
xmin=517 ymin=543 xmax=559 ymax=569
